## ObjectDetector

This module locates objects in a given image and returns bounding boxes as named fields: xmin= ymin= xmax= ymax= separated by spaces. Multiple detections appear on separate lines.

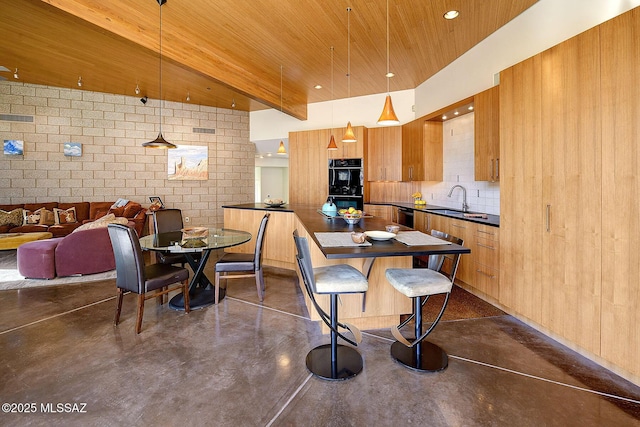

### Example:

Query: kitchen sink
xmin=427 ymin=209 xmax=464 ymax=215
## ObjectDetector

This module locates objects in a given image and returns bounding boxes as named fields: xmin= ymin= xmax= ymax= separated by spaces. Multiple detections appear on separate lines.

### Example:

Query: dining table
xmin=139 ymin=227 xmax=251 ymax=311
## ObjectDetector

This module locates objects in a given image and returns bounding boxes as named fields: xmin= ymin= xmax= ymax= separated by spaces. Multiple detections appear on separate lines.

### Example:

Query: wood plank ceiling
xmin=0 ymin=0 xmax=537 ymax=120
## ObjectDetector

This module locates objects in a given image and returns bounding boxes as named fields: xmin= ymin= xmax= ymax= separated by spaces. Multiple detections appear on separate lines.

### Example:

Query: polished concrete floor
xmin=1 ymin=261 xmax=639 ymax=427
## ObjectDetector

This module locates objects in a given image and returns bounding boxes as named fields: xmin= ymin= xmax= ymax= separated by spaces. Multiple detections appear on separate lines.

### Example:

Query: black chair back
xmin=253 ymin=213 xmax=270 ymax=270
xmin=153 ymin=209 xmax=184 ymax=234
xmin=107 ymin=223 xmax=145 ymax=294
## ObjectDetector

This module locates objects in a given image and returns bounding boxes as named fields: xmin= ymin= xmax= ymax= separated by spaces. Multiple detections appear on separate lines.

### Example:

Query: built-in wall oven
xmin=397 ymin=207 xmax=414 ymax=228
xmin=329 ymin=158 xmax=363 ymax=210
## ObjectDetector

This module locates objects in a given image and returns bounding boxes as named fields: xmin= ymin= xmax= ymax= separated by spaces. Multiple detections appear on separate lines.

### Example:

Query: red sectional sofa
xmin=0 ymin=201 xmax=147 ymax=237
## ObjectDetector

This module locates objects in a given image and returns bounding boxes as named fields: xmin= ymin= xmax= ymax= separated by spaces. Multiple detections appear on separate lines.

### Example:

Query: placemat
xmin=394 ymin=231 xmax=452 ymax=246
xmin=314 ymin=232 xmax=372 ymax=247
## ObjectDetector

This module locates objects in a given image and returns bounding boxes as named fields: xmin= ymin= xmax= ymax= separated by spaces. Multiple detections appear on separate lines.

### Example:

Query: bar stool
xmin=293 ymin=230 xmax=369 ymax=381
xmin=385 ymin=230 xmax=463 ymax=372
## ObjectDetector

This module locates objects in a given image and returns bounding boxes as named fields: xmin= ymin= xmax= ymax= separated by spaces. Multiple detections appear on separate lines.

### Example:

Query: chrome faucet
xmin=447 ymin=185 xmax=469 ymax=212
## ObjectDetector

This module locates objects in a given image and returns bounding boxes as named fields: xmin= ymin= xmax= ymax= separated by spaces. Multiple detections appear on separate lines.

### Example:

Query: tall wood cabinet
xmin=599 ymin=9 xmax=640 ymax=379
xmin=289 ymin=126 xmax=367 ymax=207
xmin=367 ymin=126 xmax=402 ymax=181
xmin=474 ymin=85 xmax=500 ymax=182
xmin=500 ymin=24 xmax=610 ymax=363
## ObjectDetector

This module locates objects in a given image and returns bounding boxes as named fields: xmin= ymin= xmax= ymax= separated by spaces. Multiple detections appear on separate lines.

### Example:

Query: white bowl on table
xmin=364 ymin=230 xmax=396 ymax=241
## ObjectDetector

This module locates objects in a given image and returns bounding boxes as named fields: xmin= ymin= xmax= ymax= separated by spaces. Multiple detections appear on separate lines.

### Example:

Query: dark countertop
xmin=369 ymin=201 xmax=500 ymax=227
xmin=223 ymin=204 xmax=470 ymax=259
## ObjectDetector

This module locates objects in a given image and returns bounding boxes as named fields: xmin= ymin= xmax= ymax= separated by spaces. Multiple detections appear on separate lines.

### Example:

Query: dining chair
xmin=152 ymin=208 xmax=190 ymax=267
xmin=214 ymin=213 xmax=270 ymax=304
xmin=384 ymin=229 xmax=464 ymax=372
xmin=107 ymin=223 xmax=190 ymax=334
xmin=293 ymin=230 xmax=368 ymax=380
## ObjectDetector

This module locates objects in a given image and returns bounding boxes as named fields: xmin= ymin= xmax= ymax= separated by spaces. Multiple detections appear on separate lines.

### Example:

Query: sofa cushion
xmin=23 ymin=202 xmax=58 ymax=212
xmin=0 ymin=208 xmax=23 ymax=227
xmin=89 ymin=202 xmax=114 ymax=221
xmin=53 ymin=207 xmax=78 ymax=224
xmin=122 ymin=202 xmax=143 ymax=218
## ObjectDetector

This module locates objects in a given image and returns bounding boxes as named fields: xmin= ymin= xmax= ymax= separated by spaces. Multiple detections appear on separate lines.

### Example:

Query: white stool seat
xmin=313 ymin=264 xmax=369 ymax=294
xmin=385 ymin=268 xmax=453 ymax=298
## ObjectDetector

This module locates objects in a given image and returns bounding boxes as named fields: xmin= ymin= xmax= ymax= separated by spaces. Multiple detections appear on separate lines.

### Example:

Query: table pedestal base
xmin=169 ymin=287 xmax=226 ymax=311
xmin=305 ymin=344 xmax=363 ymax=381
xmin=391 ymin=340 xmax=448 ymax=372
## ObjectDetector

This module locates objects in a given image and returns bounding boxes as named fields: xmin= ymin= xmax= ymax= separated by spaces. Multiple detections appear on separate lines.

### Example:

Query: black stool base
xmin=391 ymin=340 xmax=448 ymax=372
xmin=306 ymin=344 xmax=363 ymax=381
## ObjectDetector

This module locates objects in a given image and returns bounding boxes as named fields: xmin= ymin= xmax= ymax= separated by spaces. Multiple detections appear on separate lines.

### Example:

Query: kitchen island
xmin=223 ymin=203 xmax=470 ymax=330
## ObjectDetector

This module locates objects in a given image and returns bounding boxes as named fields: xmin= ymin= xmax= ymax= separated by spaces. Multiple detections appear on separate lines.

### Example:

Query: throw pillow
xmin=37 ymin=208 xmax=56 ymax=226
xmin=122 ymin=202 xmax=142 ymax=218
xmin=73 ymin=214 xmax=128 ymax=232
xmin=53 ymin=207 xmax=78 ymax=224
xmin=0 ymin=208 xmax=23 ymax=227
xmin=22 ymin=209 xmax=41 ymax=225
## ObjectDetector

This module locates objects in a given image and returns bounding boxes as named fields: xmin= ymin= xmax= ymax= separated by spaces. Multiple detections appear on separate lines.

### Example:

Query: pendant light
xmin=277 ymin=64 xmax=287 ymax=155
xmin=377 ymin=0 xmax=400 ymax=125
xmin=342 ymin=7 xmax=357 ymax=143
xmin=327 ymin=46 xmax=338 ymax=151
xmin=143 ymin=0 xmax=176 ymax=149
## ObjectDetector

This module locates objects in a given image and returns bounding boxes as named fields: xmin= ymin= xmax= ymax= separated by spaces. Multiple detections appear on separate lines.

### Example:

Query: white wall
xmin=257 ymin=167 xmax=289 ymax=203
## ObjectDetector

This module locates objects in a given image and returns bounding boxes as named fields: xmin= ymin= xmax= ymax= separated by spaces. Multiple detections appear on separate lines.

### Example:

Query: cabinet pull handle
xmin=545 ymin=204 xmax=551 ymax=232
xmin=477 ymin=230 xmax=495 ymax=236
xmin=476 ymin=269 xmax=496 ymax=279
xmin=490 ymin=159 xmax=494 ymax=182
xmin=495 ymin=158 xmax=499 ymax=180
xmin=476 ymin=243 xmax=496 ymax=250
xmin=451 ymin=223 xmax=466 ymax=229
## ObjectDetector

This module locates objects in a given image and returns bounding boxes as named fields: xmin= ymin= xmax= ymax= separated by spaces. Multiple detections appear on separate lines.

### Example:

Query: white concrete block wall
xmin=0 ymin=81 xmax=254 ymax=228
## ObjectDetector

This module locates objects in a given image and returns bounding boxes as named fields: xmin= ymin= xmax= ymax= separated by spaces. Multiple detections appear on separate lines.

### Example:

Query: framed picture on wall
xmin=4 ymin=140 xmax=23 ymax=155
xmin=64 ymin=142 xmax=82 ymax=157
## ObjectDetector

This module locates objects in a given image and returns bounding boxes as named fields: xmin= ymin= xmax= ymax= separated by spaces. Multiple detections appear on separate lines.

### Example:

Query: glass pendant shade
xmin=342 ymin=122 xmax=357 ymax=143
xmin=327 ymin=135 xmax=338 ymax=150
xmin=142 ymin=132 xmax=177 ymax=149
xmin=277 ymin=140 xmax=287 ymax=155
xmin=377 ymin=95 xmax=400 ymax=125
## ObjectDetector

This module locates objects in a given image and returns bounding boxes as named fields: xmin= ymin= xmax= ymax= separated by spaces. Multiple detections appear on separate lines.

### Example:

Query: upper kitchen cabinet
xmin=474 ymin=85 xmax=500 ymax=182
xmin=401 ymin=118 xmax=443 ymax=182
xmin=289 ymin=126 xmax=367 ymax=208
xmin=367 ymin=126 xmax=402 ymax=181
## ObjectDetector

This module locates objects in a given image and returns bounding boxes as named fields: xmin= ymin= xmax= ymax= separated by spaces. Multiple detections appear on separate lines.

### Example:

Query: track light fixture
xmin=186 ymin=91 xmax=190 ymax=102
xmin=13 ymin=68 xmax=18 ymax=79
xmin=140 ymin=96 xmax=148 ymax=104
xmin=77 ymin=76 xmax=83 ymax=87
xmin=231 ymin=98 xmax=236 ymax=108
xmin=135 ymin=84 xmax=140 ymax=95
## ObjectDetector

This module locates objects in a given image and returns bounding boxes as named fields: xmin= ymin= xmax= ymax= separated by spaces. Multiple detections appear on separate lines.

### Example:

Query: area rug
xmin=0 ymin=250 xmax=115 ymax=291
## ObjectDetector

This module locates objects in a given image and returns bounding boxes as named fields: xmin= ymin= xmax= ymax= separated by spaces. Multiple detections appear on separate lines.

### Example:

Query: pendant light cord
xmin=347 ymin=7 xmax=351 ymax=100
xmin=159 ymin=0 xmax=163 ymax=134
xmin=386 ymin=0 xmax=390 ymax=94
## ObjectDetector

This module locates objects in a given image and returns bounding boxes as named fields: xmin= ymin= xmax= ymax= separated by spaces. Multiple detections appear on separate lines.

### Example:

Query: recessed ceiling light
xmin=468 ymin=105 xmax=474 ymax=111
xmin=444 ymin=10 xmax=459 ymax=20
xmin=442 ymin=115 xmax=447 ymax=120
xmin=454 ymin=111 xmax=459 ymax=116
xmin=385 ymin=72 xmax=394 ymax=78
xmin=314 ymin=84 xmax=322 ymax=89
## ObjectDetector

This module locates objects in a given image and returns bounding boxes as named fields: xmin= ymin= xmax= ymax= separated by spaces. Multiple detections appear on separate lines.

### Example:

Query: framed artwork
xmin=149 ymin=196 xmax=164 ymax=212
xmin=64 ymin=142 xmax=82 ymax=157
xmin=4 ymin=140 xmax=23 ymax=155
xmin=168 ymin=145 xmax=208 ymax=180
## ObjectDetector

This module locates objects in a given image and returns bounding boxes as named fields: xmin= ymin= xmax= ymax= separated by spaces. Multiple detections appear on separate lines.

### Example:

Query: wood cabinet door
xmin=499 ymin=54 xmax=544 ymax=323
xmin=401 ymin=118 xmax=424 ymax=181
xmin=599 ymin=9 xmax=640 ymax=378
xmin=474 ymin=85 xmax=500 ymax=182
xmin=288 ymin=129 xmax=329 ymax=207
xmin=448 ymin=218 xmax=476 ymax=286
xmin=540 ymin=27 xmax=602 ymax=355
xmin=423 ymin=121 xmax=443 ymax=181
xmin=367 ymin=126 xmax=401 ymax=181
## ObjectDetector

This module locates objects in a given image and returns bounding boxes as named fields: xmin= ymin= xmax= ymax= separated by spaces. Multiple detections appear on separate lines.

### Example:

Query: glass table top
xmin=139 ymin=228 xmax=251 ymax=253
